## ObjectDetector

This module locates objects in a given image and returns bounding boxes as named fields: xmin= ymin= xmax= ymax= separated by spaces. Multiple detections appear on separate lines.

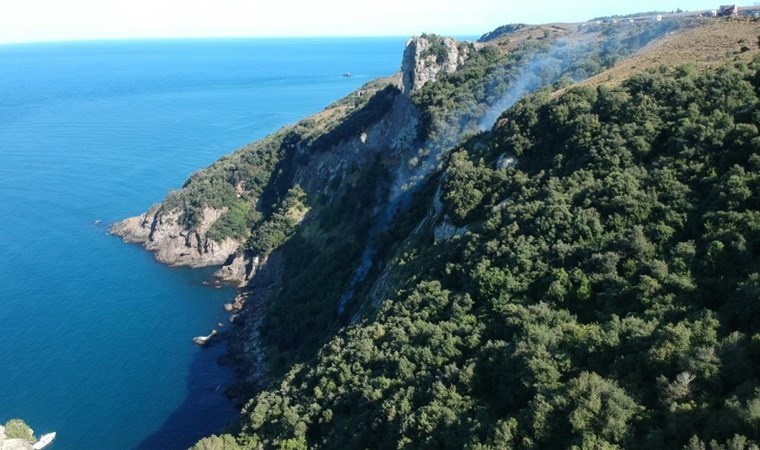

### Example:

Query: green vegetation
xmin=478 ymin=24 xmax=526 ymax=43
xmin=4 ymin=419 xmax=34 ymax=442
xmin=209 ymin=60 xmax=760 ymax=448
xmin=160 ymin=77 xmax=397 ymax=241
xmin=244 ymin=186 xmax=308 ymax=257
xmin=420 ymin=33 xmax=454 ymax=65
xmin=207 ymin=199 xmax=259 ymax=242
xmin=134 ymin=15 xmax=760 ymax=450
xmin=412 ymin=18 xmax=685 ymax=146
xmin=260 ymin=157 xmax=390 ymax=374
xmin=163 ymin=130 xmax=291 ymax=231
xmin=192 ymin=434 xmax=245 ymax=450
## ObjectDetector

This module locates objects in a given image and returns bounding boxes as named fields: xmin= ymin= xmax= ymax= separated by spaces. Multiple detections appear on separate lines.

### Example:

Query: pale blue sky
xmin=0 ymin=0 xmax=732 ymax=44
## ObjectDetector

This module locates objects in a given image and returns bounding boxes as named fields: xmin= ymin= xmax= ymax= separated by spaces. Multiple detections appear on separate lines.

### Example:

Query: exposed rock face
xmin=294 ymin=93 xmax=420 ymax=196
xmin=433 ymin=219 xmax=468 ymax=242
xmin=496 ymin=153 xmax=517 ymax=169
xmin=110 ymin=206 xmax=240 ymax=267
xmin=225 ymin=252 xmax=284 ymax=404
xmin=401 ymin=35 xmax=469 ymax=94
xmin=0 ymin=426 xmax=33 ymax=450
xmin=214 ymin=254 xmax=260 ymax=287
xmin=0 ymin=439 xmax=33 ymax=450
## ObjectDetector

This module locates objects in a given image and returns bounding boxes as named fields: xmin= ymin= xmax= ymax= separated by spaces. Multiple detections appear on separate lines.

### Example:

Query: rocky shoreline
xmin=221 ymin=289 xmax=269 ymax=405
xmin=109 ymin=205 xmax=242 ymax=269
xmin=109 ymin=212 xmax=276 ymax=406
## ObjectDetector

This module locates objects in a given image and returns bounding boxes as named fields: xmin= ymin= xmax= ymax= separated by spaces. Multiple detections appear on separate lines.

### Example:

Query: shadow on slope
xmin=135 ymin=341 xmax=237 ymax=450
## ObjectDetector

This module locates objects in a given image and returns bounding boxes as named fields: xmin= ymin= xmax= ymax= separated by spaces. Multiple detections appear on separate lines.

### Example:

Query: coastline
xmin=2 ymin=37 xmax=407 ymax=449
xmin=108 ymin=221 xmax=269 ymax=407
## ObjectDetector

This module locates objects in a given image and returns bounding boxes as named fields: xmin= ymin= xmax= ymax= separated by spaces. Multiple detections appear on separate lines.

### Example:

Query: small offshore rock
xmin=192 ymin=329 xmax=218 ymax=345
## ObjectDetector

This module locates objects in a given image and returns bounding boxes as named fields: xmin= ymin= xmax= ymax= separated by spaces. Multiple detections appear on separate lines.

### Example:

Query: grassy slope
xmin=573 ymin=18 xmax=760 ymax=89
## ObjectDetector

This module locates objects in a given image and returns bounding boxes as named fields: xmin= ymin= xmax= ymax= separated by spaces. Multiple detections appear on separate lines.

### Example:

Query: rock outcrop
xmin=401 ymin=35 xmax=469 ymax=94
xmin=225 ymin=253 xmax=284 ymax=404
xmin=0 ymin=439 xmax=33 ymax=450
xmin=192 ymin=329 xmax=218 ymax=345
xmin=214 ymin=254 xmax=260 ymax=287
xmin=110 ymin=205 xmax=240 ymax=267
xmin=0 ymin=424 xmax=34 ymax=450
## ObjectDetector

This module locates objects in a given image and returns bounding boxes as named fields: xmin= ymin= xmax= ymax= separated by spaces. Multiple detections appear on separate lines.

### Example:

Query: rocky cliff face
xmin=213 ymin=253 xmax=259 ymax=287
xmin=110 ymin=205 xmax=240 ymax=268
xmin=295 ymin=93 xmax=419 ymax=194
xmin=401 ymin=35 xmax=469 ymax=93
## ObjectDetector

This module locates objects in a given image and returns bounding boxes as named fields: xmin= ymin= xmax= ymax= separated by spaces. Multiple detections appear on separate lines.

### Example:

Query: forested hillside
xmin=196 ymin=53 xmax=760 ymax=449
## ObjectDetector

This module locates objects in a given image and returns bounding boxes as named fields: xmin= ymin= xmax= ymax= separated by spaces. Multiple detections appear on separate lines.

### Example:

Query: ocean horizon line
xmin=0 ymin=34 xmax=482 ymax=47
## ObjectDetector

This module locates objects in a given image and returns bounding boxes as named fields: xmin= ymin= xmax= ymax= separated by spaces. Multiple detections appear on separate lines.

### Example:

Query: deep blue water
xmin=0 ymin=38 xmax=405 ymax=449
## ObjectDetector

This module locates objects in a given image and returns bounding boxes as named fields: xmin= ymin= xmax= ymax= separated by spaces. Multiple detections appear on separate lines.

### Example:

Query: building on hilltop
xmin=718 ymin=4 xmax=739 ymax=17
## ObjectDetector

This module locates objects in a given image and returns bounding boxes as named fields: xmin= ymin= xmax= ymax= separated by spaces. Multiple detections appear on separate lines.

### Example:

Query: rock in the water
xmin=192 ymin=329 xmax=218 ymax=345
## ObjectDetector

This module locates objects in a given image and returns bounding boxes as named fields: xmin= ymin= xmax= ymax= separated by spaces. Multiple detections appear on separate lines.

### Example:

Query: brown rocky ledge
xmin=109 ymin=205 xmax=240 ymax=268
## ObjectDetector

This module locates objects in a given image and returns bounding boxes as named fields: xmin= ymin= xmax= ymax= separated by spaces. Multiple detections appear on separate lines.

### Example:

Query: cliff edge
xmin=110 ymin=205 xmax=240 ymax=268
xmin=400 ymin=34 xmax=469 ymax=93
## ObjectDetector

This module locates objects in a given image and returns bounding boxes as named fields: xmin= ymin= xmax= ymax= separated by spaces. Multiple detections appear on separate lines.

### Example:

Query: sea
xmin=0 ymin=37 xmax=406 ymax=449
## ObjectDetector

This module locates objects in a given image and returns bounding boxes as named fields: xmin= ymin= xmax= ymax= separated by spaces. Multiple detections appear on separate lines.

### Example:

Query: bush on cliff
xmin=4 ymin=419 xmax=34 ymax=442
xmin=190 ymin=434 xmax=244 ymax=450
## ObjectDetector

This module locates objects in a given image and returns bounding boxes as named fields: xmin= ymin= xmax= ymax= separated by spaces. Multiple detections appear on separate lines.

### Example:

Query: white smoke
xmin=337 ymin=38 xmax=592 ymax=314
xmin=479 ymin=38 xmax=591 ymax=130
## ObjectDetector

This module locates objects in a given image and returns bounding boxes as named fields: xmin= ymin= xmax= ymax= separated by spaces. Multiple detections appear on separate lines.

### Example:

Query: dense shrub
xmin=4 ymin=419 xmax=34 ymax=442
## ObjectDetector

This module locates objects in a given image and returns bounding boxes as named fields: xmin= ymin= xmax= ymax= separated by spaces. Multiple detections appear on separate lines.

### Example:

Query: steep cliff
xmin=218 ymin=22 xmax=692 ymax=397
xmin=400 ymin=34 xmax=470 ymax=93
xmin=110 ymin=73 xmax=406 ymax=274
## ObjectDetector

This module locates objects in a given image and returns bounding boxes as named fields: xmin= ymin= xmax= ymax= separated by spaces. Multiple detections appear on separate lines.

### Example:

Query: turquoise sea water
xmin=0 ymin=38 xmax=405 ymax=449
